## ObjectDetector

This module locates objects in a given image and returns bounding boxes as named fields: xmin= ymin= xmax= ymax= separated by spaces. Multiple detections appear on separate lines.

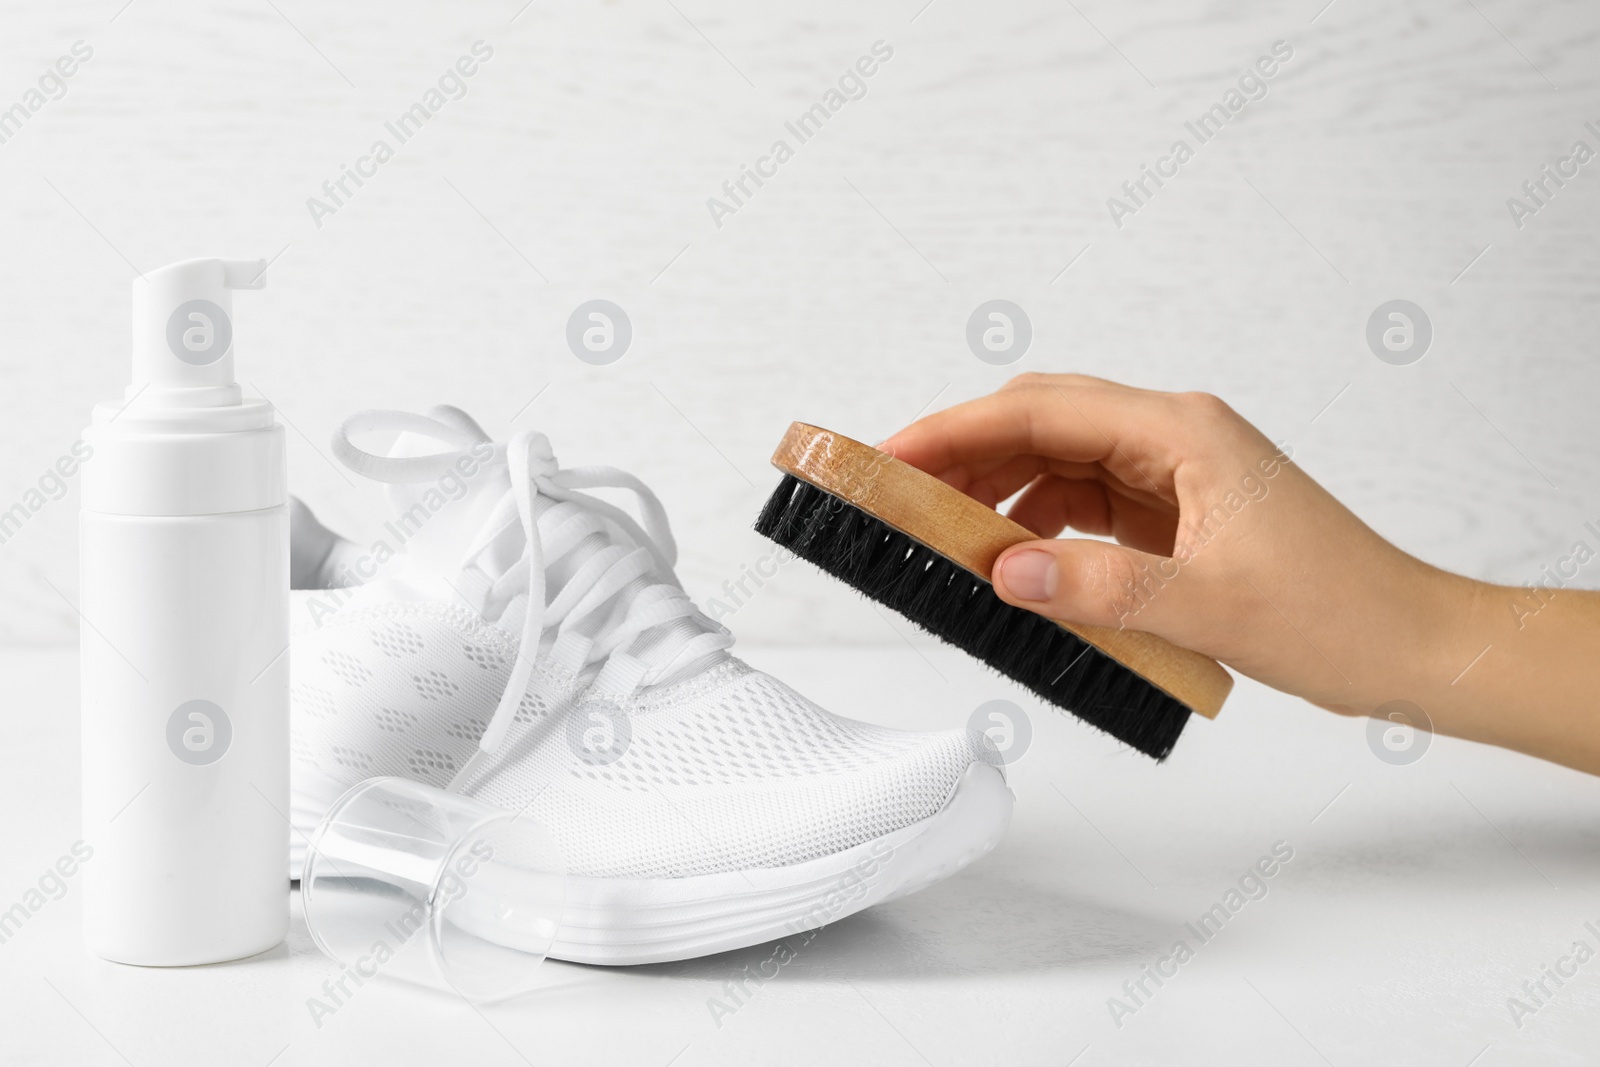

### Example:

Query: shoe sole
xmin=291 ymin=761 xmax=1011 ymax=966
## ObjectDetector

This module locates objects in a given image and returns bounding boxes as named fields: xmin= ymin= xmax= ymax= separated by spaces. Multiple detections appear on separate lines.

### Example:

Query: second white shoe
xmin=289 ymin=407 xmax=1012 ymax=965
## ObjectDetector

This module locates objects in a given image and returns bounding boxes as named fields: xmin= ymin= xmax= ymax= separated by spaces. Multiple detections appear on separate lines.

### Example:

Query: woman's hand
xmin=880 ymin=374 xmax=1600 ymax=773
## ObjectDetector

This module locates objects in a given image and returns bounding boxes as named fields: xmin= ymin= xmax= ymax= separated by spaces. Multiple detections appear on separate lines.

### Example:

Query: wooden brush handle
xmin=772 ymin=421 xmax=1232 ymax=718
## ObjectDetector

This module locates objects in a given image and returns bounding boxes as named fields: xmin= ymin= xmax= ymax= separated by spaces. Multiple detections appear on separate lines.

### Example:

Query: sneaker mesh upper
xmin=291 ymin=598 xmax=1001 ymax=879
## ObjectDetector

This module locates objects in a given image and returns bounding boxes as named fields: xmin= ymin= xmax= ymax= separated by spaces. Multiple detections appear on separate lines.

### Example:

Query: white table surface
xmin=4 ymin=643 xmax=1598 ymax=1067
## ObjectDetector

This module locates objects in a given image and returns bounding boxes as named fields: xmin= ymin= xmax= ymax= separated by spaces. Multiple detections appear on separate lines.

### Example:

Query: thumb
xmin=991 ymin=539 xmax=1212 ymax=644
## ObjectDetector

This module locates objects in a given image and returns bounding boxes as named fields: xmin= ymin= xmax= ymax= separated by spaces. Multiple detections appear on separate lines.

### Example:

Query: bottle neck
xmin=126 ymin=381 xmax=245 ymax=409
xmin=93 ymin=392 xmax=276 ymax=434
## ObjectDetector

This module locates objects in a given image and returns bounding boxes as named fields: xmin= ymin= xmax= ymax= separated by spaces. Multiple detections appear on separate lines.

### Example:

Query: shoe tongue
xmin=382 ymin=412 xmax=513 ymax=579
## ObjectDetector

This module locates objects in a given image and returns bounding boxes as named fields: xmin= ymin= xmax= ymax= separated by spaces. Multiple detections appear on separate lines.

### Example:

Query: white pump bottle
xmin=80 ymin=258 xmax=289 ymax=965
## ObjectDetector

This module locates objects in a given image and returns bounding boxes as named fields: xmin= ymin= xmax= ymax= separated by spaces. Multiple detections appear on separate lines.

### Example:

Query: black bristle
xmin=753 ymin=474 xmax=1190 ymax=760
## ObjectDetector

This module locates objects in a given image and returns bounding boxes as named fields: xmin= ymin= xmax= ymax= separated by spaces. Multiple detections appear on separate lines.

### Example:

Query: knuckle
xmin=1003 ymin=371 xmax=1103 ymax=396
xmin=1175 ymin=391 xmax=1236 ymax=424
xmin=1090 ymin=549 xmax=1147 ymax=623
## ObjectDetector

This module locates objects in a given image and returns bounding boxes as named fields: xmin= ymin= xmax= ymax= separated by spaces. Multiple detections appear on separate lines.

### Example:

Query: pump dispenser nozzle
xmin=89 ymin=254 xmax=282 ymax=510
xmin=130 ymin=257 xmax=267 ymax=408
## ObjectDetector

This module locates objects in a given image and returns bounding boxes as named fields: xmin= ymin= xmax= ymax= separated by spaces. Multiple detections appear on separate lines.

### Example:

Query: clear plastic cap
xmin=300 ymin=777 xmax=567 ymax=1003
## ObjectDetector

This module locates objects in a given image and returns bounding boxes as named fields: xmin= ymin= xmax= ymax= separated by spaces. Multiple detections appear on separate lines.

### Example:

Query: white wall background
xmin=1 ymin=0 xmax=1596 ymax=646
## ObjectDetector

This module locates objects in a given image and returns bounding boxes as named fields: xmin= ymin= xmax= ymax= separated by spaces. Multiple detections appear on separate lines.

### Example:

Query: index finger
xmin=880 ymin=376 xmax=1183 ymax=492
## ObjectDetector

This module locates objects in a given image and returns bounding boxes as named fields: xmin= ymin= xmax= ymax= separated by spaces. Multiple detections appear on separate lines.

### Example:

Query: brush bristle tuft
xmin=754 ymin=474 xmax=1190 ymax=760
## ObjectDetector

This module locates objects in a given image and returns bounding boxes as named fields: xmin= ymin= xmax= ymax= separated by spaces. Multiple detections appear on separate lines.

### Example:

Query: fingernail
xmin=999 ymin=550 xmax=1057 ymax=602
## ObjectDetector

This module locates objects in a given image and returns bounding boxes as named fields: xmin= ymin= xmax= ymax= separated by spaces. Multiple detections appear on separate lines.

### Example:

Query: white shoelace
xmin=332 ymin=408 xmax=733 ymax=791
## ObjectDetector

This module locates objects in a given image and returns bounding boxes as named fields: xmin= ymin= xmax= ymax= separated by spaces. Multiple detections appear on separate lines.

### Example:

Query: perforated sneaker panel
xmin=291 ymin=603 xmax=1001 ymax=880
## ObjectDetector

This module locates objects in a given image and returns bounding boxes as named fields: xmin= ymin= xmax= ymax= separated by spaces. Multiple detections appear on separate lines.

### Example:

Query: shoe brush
xmin=754 ymin=422 xmax=1231 ymax=760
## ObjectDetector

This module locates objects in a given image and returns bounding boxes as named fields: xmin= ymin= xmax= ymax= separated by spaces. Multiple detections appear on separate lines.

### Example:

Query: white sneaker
xmin=288 ymin=407 xmax=1011 ymax=965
